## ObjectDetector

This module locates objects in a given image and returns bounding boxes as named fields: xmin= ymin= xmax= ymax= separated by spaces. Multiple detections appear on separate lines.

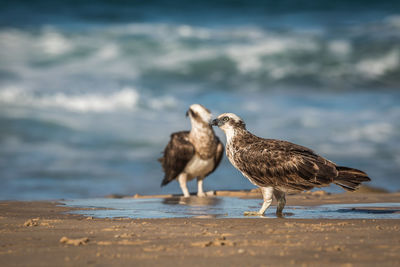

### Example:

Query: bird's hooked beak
xmin=210 ymin=118 xmax=220 ymax=127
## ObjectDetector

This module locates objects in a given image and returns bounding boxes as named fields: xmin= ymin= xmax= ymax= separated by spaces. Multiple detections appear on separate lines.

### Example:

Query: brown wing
xmin=205 ymin=136 xmax=224 ymax=176
xmin=159 ymin=131 xmax=195 ymax=186
xmin=234 ymin=139 xmax=338 ymax=191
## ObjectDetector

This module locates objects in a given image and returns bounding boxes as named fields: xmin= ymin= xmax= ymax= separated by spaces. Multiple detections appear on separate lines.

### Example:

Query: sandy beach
xmin=1 ymin=190 xmax=400 ymax=266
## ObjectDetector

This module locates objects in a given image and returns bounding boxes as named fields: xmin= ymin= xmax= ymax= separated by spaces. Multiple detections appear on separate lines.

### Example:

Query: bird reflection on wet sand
xmin=162 ymin=196 xmax=224 ymax=218
xmin=162 ymin=196 xmax=222 ymax=207
xmin=163 ymin=196 xmax=294 ymax=218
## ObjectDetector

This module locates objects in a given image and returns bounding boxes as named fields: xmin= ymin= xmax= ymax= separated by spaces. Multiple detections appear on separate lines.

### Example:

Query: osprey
xmin=159 ymin=104 xmax=224 ymax=197
xmin=211 ymin=113 xmax=370 ymax=216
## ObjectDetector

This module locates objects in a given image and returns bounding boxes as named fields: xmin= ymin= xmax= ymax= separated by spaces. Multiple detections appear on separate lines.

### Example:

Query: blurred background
xmin=0 ymin=0 xmax=399 ymax=200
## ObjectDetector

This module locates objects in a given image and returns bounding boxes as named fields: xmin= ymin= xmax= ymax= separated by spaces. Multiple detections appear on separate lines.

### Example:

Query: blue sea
xmin=0 ymin=0 xmax=399 ymax=200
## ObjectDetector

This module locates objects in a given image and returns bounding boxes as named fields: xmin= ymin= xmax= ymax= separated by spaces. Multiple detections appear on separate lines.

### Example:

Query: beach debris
xmin=59 ymin=236 xmax=89 ymax=246
xmin=23 ymin=218 xmax=60 ymax=227
xmin=191 ymin=236 xmax=236 ymax=247
xmin=114 ymin=233 xmax=135 ymax=238
xmin=191 ymin=241 xmax=213 ymax=248
xmin=23 ymin=218 xmax=40 ymax=227
xmin=325 ymin=245 xmax=345 ymax=252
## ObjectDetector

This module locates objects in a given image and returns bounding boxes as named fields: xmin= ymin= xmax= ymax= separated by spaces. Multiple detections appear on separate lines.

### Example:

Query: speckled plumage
xmin=212 ymin=113 xmax=370 ymax=216
xmin=227 ymin=130 xmax=344 ymax=191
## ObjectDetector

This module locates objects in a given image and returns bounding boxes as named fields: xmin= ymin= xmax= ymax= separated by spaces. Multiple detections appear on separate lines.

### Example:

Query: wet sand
xmin=1 ymin=190 xmax=400 ymax=266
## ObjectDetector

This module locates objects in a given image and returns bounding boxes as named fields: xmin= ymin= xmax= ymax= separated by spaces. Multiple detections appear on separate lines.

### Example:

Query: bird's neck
xmin=225 ymin=127 xmax=249 ymax=145
xmin=189 ymin=122 xmax=216 ymax=158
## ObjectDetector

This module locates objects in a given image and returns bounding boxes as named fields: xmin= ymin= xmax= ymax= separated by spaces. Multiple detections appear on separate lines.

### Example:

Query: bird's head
xmin=186 ymin=104 xmax=212 ymax=125
xmin=210 ymin=113 xmax=246 ymax=133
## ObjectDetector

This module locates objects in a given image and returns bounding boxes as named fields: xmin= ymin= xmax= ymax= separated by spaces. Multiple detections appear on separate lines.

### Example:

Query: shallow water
xmin=61 ymin=197 xmax=400 ymax=219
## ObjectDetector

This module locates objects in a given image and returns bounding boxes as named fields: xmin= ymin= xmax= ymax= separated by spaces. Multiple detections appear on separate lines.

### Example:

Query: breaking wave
xmin=0 ymin=85 xmax=180 ymax=113
xmin=0 ymin=86 xmax=140 ymax=112
xmin=1 ymin=15 xmax=400 ymax=94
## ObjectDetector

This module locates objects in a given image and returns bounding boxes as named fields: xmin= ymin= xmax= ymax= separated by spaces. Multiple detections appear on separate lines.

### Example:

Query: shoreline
xmin=1 ymin=191 xmax=400 ymax=266
xmin=119 ymin=187 xmax=400 ymax=206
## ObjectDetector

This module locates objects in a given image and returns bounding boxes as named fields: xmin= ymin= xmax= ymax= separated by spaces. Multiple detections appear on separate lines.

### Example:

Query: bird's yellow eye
xmin=222 ymin=117 xmax=229 ymax=122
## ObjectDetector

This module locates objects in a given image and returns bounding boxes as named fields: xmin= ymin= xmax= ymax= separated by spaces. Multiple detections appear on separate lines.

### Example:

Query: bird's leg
xmin=244 ymin=187 xmax=273 ymax=216
xmin=273 ymin=189 xmax=286 ymax=217
xmin=178 ymin=173 xmax=190 ymax=197
xmin=197 ymin=177 xmax=206 ymax=197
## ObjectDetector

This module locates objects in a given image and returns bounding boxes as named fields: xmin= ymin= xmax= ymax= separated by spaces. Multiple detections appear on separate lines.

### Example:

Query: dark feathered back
xmin=159 ymin=131 xmax=224 ymax=187
xmin=159 ymin=131 xmax=194 ymax=186
xmin=229 ymin=131 xmax=370 ymax=191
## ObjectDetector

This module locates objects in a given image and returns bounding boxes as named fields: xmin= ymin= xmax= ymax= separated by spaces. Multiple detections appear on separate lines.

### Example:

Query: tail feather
xmin=334 ymin=166 xmax=371 ymax=191
xmin=161 ymin=178 xmax=170 ymax=187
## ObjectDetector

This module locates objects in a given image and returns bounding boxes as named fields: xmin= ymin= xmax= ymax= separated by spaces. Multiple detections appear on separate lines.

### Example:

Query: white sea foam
xmin=356 ymin=50 xmax=400 ymax=78
xmin=153 ymin=47 xmax=218 ymax=70
xmin=0 ymin=85 xmax=183 ymax=114
xmin=0 ymin=86 xmax=140 ymax=112
xmin=226 ymin=35 xmax=319 ymax=74
xmin=95 ymin=43 xmax=120 ymax=60
xmin=99 ymin=23 xmax=324 ymax=79
xmin=177 ymin=25 xmax=211 ymax=39
xmin=1 ymin=21 xmax=399 ymax=91
xmin=0 ymin=85 xmax=24 ymax=102
xmin=328 ymin=40 xmax=352 ymax=56
xmin=39 ymin=28 xmax=72 ymax=55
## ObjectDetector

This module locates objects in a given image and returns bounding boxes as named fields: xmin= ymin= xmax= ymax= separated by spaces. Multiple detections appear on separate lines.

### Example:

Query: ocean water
xmin=0 ymin=1 xmax=400 ymax=200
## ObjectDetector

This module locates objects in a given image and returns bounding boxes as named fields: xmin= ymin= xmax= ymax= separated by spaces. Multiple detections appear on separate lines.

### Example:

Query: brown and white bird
xmin=211 ymin=113 xmax=370 ymax=216
xmin=159 ymin=104 xmax=224 ymax=197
